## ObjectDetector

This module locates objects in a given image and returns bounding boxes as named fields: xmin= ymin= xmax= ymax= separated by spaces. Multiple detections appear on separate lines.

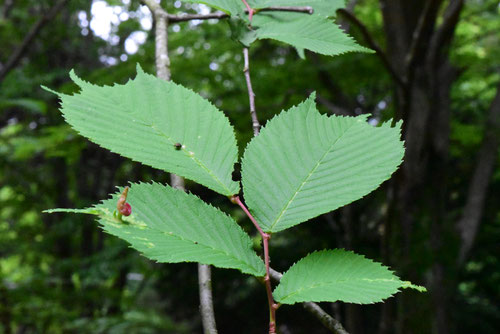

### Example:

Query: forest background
xmin=0 ymin=0 xmax=499 ymax=333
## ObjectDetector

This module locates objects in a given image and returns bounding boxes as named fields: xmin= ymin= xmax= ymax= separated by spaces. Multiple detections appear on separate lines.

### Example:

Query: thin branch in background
xmin=166 ymin=6 xmax=313 ymax=23
xmin=257 ymin=6 xmax=313 ymax=14
xmin=243 ymin=48 xmax=261 ymax=135
xmin=142 ymin=0 xmax=171 ymax=81
xmin=315 ymin=94 xmax=352 ymax=116
xmin=168 ymin=12 xmax=228 ymax=22
xmin=154 ymin=11 xmax=171 ymax=81
xmin=309 ymin=52 xmax=359 ymax=116
xmin=239 ymin=3 xmax=314 ymax=136
xmin=405 ymin=0 xmax=434 ymax=75
xmin=196 ymin=265 xmax=218 ymax=333
xmin=0 ymin=0 xmax=68 ymax=83
xmin=198 ymin=264 xmax=218 ymax=334
xmin=303 ymin=303 xmax=349 ymax=334
xmin=141 ymin=1 xmax=217 ymax=333
xmin=269 ymin=269 xmax=349 ymax=334
xmin=427 ymin=0 xmax=465 ymax=68
xmin=1 ymin=0 xmax=14 ymax=19
xmin=336 ymin=8 xmax=407 ymax=90
xmin=337 ymin=0 xmax=358 ymax=31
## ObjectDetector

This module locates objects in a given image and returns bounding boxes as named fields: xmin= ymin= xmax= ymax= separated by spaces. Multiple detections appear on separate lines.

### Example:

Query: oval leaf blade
xmin=273 ymin=250 xmax=413 ymax=304
xmin=254 ymin=15 xmax=372 ymax=56
xmin=241 ymin=93 xmax=404 ymax=232
xmin=49 ymin=183 xmax=265 ymax=277
xmin=47 ymin=66 xmax=240 ymax=196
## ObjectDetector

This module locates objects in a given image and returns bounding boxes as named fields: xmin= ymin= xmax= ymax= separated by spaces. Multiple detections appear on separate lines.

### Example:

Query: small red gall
xmin=117 ymin=186 xmax=132 ymax=217
xmin=119 ymin=202 xmax=132 ymax=216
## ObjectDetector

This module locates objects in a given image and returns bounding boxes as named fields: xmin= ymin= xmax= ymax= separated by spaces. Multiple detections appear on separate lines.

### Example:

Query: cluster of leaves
xmin=2 ymin=0 xmax=498 ymax=332
xmin=46 ymin=65 xmax=423 ymax=306
xmin=185 ymin=0 xmax=371 ymax=56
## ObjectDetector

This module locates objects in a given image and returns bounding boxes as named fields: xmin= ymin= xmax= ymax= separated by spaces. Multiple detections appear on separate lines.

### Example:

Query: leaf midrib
xmin=277 ymin=277 xmax=401 ymax=302
xmin=156 ymin=229 xmax=261 ymax=274
xmin=101 ymin=214 xmax=262 ymax=275
xmin=269 ymin=121 xmax=357 ymax=231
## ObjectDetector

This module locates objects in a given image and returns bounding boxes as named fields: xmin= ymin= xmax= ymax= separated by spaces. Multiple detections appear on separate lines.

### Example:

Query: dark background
xmin=0 ymin=0 xmax=499 ymax=333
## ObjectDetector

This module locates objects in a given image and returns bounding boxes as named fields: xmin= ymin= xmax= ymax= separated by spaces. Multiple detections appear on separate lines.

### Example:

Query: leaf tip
xmin=360 ymin=46 xmax=376 ymax=54
xmin=69 ymin=69 xmax=88 ymax=88
xmin=43 ymin=207 xmax=101 ymax=215
xmin=68 ymin=69 xmax=77 ymax=80
xmin=41 ymin=85 xmax=61 ymax=96
xmin=401 ymin=281 xmax=427 ymax=292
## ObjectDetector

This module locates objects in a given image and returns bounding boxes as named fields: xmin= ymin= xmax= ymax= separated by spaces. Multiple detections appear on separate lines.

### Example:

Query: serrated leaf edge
xmin=273 ymin=249 xmax=423 ymax=305
xmin=46 ymin=182 xmax=265 ymax=276
xmin=48 ymin=66 xmax=240 ymax=196
xmin=101 ymin=182 xmax=265 ymax=276
xmin=242 ymin=92 xmax=402 ymax=233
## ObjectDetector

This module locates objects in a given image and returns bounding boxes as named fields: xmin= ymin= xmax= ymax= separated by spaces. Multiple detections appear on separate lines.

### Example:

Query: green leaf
xmin=44 ymin=65 xmax=240 ymax=196
xmin=180 ymin=0 xmax=244 ymax=15
xmin=253 ymin=15 xmax=372 ymax=56
xmin=273 ymin=249 xmax=425 ymax=305
xmin=183 ymin=0 xmax=371 ymax=55
xmin=47 ymin=183 xmax=266 ymax=277
xmin=241 ymin=93 xmax=404 ymax=233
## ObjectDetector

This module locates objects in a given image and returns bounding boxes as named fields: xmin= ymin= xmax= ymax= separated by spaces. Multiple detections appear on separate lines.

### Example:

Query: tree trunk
xmin=378 ymin=1 xmax=464 ymax=333
xmin=456 ymin=82 xmax=500 ymax=264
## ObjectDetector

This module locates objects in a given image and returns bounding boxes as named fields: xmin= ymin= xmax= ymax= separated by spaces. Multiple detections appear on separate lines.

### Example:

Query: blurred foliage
xmin=0 ymin=0 xmax=499 ymax=333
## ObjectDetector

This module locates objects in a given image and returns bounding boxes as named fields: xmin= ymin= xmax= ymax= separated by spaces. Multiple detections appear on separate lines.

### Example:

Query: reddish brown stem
xmin=232 ymin=195 xmax=278 ymax=333
xmin=241 ymin=0 xmax=255 ymax=22
xmin=232 ymin=195 xmax=266 ymax=237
